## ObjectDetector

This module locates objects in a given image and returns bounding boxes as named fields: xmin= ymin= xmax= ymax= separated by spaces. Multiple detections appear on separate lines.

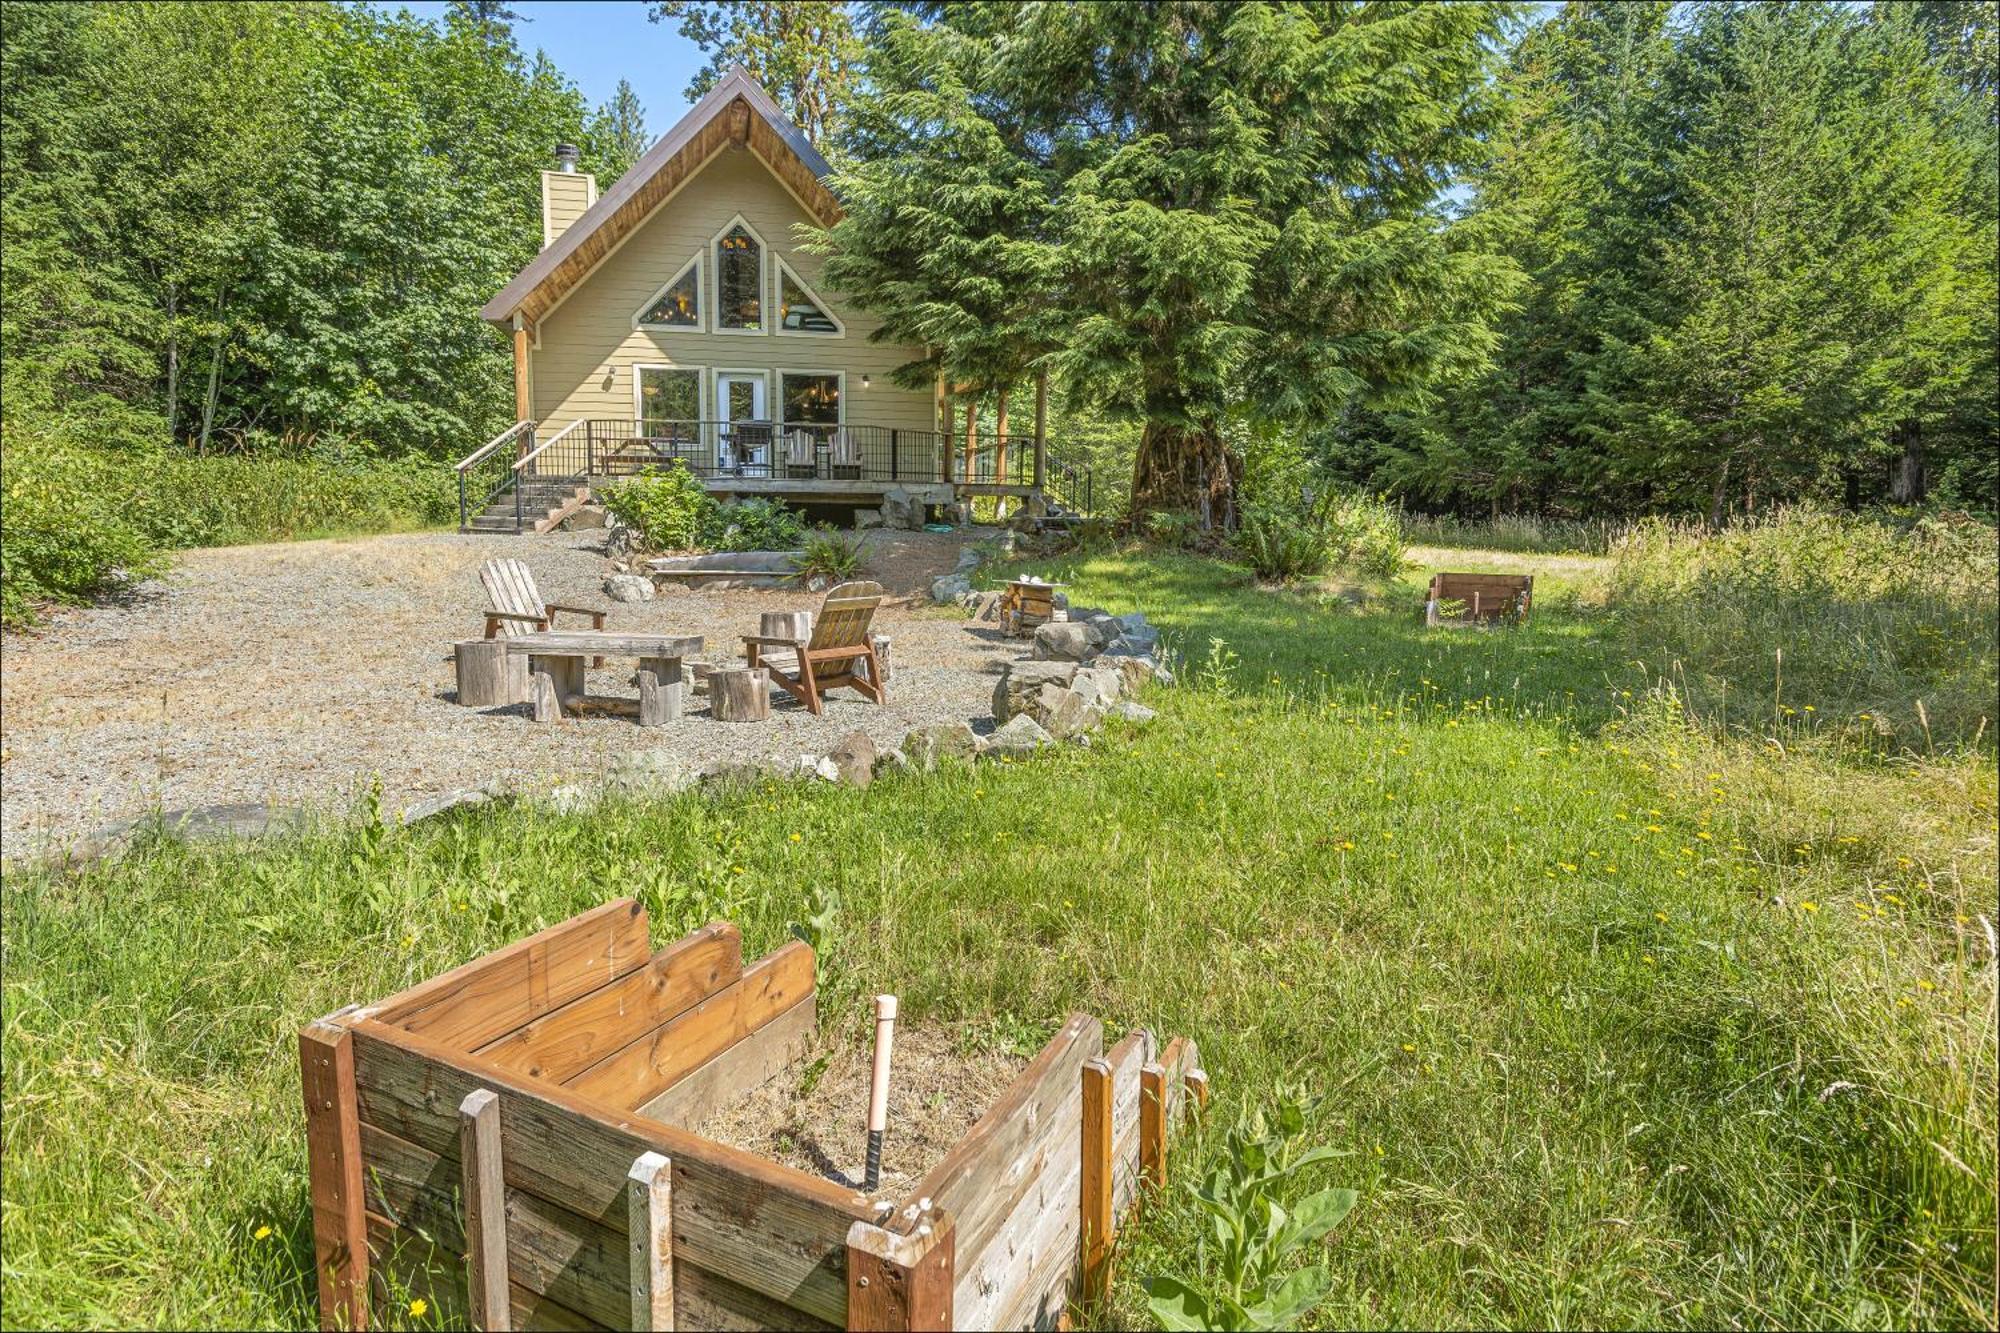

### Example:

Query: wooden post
xmin=711 ymin=667 xmax=771 ymax=722
xmin=963 ymin=398 xmax=977 ymax=484
xmin=934 ymin=366 xmax=950 ymax=483
xmin=627 ymin=1152 xmax=674 ymax=1332
xmin=994 ymin=386 xmax=1010 ymax=487
xmin=1079 ymin=1057 xmax=1114 ymax=1311
xmin=636 ymin=657 xmax=684 ymax=727
xmin=1140 ymin=1062 xmax=1167 ymax=1191
xmin=1183 ymin=1068 xmax=1210 ymax=1119
xmin=528 ymin=653 xmax=584 ymax=723
xmin=845 ymin=1210 xmax=955 ymax=1331
xmin=512 ymin=315 xmax=532 ymax=424
xmin=456 ymin=639 xmax=527 ymax=707
xmin=459 ymin=1089 xmax=510 ymax=1331
xmin=300 ymin=1020 xmax=369 ymax=1331
xmin=1033 ymin=369 xmax=1048 ymax=492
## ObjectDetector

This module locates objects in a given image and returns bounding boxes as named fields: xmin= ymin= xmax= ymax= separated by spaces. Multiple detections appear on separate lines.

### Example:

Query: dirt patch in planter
xmin=689 ymin=1020 xmax=1030 ymax=1197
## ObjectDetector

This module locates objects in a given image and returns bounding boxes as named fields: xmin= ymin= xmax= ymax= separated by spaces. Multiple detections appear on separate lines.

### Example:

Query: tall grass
xmin=1610 ymin=508 xmax=1999 ymax=754
xmin=2 ymin=546 xmax=1993 ymax=1329
xmin=1400 ymin=511 xmax=1623 ymax=555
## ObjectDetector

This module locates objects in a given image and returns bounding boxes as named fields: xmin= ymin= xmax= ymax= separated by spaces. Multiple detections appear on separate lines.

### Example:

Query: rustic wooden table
xmin=503 ymin=631 xmax=705 ymax=725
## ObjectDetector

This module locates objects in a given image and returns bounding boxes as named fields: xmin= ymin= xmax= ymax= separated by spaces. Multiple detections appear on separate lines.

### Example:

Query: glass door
xmin=716 ymin=371 xmax=768 ymax=472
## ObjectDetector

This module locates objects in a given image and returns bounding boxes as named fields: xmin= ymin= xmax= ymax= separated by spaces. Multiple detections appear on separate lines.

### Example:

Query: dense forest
xmin=1 ymin=1 xmax=1995 ymax=619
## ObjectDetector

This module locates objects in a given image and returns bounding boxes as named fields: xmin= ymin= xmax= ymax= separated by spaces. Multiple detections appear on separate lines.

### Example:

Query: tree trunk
xmin=197 ymin=287 xmax=227 ymax=456
xmin=994 ymin=387 xmax=1010 ymax=518
xmin=1889 ymin=421 xmax=1926 ymax=504
xmin=1128 ymin=421 xmax=1236 ymax=528
xmin=1706 ymin=455 xmax=1733 ymax=528
xmin=164 ymin=281 xmax=180 ymax=443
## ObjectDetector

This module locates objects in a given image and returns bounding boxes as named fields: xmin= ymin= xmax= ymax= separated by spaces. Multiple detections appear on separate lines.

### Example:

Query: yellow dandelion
xmin=1696 ymin=831 xmax=1712 ymax=841
xmin=254 ymin=1225 xmax=273 ymax=1241
xmin=1917 ymin=979 xmax=1936 ymax=992
xmin=1654 ymin=911 xmax=1669 ymax=923
xmin=1801 ymin=901 xmax=1820 ymax=913
xmin=1642 ymin=954 xmax=1656 ymax=965
xmin=410 ymin=1299 xmax=429 ymax=1318
xmin=788 ymin=832 xmax=802 ymax=843
xmin=1401 ymin=1043 xmax=1416 ymax=1053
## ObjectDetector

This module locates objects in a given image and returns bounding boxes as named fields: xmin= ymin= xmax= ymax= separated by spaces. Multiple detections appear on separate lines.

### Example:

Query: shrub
xmin=1234 ymin=505 xmax=1331 ymax=581
xmin=793 ymin=526 xmax=865 ymax=585
xmin=709 ymin=498 xmax=806 ymax=552
xmin=1610 ymin=506 xmax=1999 ymax=753
xmin=1 ymin=435 xmax=160 ymax=625
xmin=1146 ymin=509 xmax=1202 ymax=549
xmin=1321 ymin=492 xmax=1406 ymax=577
xmin=1401 ymin=512 xmax=1619 ymax=555
xmin=599 ymin=465 xmax=717 ymax=551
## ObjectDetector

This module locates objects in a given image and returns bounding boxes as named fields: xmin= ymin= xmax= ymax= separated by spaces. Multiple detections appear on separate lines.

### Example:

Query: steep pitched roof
xmin=481 ymin=68 xmax=838 ymax=327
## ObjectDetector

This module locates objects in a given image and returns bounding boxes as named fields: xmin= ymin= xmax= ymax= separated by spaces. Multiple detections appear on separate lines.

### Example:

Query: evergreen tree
xmin=822 ymin=1 xmax=1521 ymax=522
xmin=648 ymin=1 xmax=858 ymax=142
xmin=586 ymin=79 xmax=651 ymax=186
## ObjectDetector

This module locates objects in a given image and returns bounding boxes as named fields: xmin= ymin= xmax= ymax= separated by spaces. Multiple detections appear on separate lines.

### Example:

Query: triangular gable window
xmin=635 ymin=255 xmax=701 ymax=330
xmin=777 ymin=260 xmax=843 ymax=336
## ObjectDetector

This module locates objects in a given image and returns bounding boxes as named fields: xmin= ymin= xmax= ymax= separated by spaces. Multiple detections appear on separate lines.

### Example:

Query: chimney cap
xmin=554 ymin=143 xmax=581 ymax=172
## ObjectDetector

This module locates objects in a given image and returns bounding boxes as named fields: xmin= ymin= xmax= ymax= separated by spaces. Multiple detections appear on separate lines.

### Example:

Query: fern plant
xmin=1145 ymin=1091 xmax=1357 ymax=1332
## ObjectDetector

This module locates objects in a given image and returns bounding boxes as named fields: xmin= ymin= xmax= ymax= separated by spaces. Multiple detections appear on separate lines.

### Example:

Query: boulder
xmin=931 ymin=572 xmax=973 ymax=604
xmin=400 ymin=787 xmax=493 ymax=825
xmin=954 ymin=545 xmax=986 ymax=574
xmin=992 ymin=660 xmax=1080 ymax=723
xmin=1042 ymin=686 xmax=1108 ymax=739
xmin=1111 ymin=654 xmax=1168 ymax=695
xmin=1030 ymin=622 xmax=1096 ymax=662
xmin=1073 ymin=665 xmax=1126 ymax=704
xmin=698 ymin=758 xmax=782 ymax=788
xmin=970 ymin=590 xmax=1003 ymax=622
xmin=822 ymin=731 xmax=877 ymax=788
xmin=854 ymin=507 xmax=885 ymax=530
xmin=880 ymin=487 xmax=922 ymax=530
xmin=603 ymin=573 xmax=656 ymax=603
xmin=1116 ymin=611 xmax=1151 ymax=632
xmin=984 ymin=713 xmax=1055 ymax=758
xmin=606 ymin=523 xmax=640 ymax=558
xmin=1110 ymin=700 xmax=1157 ymax=725
xmin=564 ymin=505 xmax=608 ymax=530
xmin=901 ymin=721 xmax=981 ymax=771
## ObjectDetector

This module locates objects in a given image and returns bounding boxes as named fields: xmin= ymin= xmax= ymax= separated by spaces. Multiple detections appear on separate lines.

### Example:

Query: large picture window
xmin=777 ymin=261 xmax=842 ymax=335
xmin=636 ymin=365 xmax=701 ymax=430
xmin=780 ymin=372 xmax=842 ymax=427
xmin=714 ymin=219 xmax=765 ymax=331
xmin=635 ymin=256 xmax=700 ymax=329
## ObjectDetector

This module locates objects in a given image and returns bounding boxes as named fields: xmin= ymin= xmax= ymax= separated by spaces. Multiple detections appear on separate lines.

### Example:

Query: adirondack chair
xmin=742 ymin=580 xmax=886 ymax=715
xmin=480 ymin=557 xmax=609 ymax=665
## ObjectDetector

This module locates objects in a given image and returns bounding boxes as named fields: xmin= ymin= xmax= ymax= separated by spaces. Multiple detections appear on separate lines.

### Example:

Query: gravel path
xmin=1 ymin=526 xmax=1020 ymax=860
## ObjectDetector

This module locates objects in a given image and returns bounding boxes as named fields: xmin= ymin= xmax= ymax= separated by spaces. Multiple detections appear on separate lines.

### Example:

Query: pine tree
xmin=587 ymin=79 xmax=650 ymax=186
xmin=820 ymin=1 xmax=1520 ymax=522
xmin=649 ymin=1 xmax=858 ymax=142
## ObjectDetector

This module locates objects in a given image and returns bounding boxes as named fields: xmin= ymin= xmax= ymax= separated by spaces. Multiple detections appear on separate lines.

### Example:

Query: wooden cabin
xmin=464 ymin=69 xmax=1061 ymax=533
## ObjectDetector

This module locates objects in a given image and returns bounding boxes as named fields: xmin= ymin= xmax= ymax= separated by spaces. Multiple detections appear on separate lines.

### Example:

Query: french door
xmin=715 ymin=370 xmax=768 ymax=471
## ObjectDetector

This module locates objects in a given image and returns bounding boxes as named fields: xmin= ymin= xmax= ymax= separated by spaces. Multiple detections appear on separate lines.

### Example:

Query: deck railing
xmin=583 ymin=420 xmax=1063 ymax=490
xmin=455 ymin=420 xmax=534 ymax=529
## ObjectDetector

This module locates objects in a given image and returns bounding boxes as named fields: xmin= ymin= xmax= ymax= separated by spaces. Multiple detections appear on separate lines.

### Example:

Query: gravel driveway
xmin=0 ymin=526 xmax=1018 ymax=860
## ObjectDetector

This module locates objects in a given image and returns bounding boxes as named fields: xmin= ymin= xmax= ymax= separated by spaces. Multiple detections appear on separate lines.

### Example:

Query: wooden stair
xmin=465 ymin=481 xmax=591 ymax=535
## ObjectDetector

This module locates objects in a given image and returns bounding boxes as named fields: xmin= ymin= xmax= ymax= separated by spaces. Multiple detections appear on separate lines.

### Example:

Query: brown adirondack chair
xmin=742 ymin=580 xmax=886 ymax=715
xmin=480 ymin=557 xmax=609 ymax=665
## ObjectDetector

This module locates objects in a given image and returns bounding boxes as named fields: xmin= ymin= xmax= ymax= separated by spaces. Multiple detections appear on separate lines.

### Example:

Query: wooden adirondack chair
xmin=480 ymin=557 xmax=609 ymax=665
xmin=742 ymin=580 xmax=886 ymax=715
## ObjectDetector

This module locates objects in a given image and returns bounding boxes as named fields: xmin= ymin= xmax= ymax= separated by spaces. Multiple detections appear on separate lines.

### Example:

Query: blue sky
xmin=388 ymin=1 xmax=706 ymax=137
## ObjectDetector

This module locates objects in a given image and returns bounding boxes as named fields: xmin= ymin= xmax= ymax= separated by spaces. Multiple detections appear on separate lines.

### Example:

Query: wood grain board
xmin=637 ymin=991 xmax=816 ymax=1127
xmin=348 ymin=1016 xmax=872 ymax=1326
xmin=301 ymin=1020 xmax=369 ymax=1331
xmin=367 ymin=900 xmax=651 ymax=1050
xmin=565 ymin=941 xmax=814 ymax=1112
xmin=475 ymin=923 xmax=742 ymax=1084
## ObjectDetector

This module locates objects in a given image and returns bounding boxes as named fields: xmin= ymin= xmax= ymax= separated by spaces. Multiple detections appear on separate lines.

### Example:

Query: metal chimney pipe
xmin=554 ymin=143 xmax=581 ymax=173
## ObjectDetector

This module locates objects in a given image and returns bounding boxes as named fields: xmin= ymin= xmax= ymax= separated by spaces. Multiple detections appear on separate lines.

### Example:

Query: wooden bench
xmin=1426 ymin=571 xmax=1534 ymax=625
xmin=503 ymin=631 xmax=705 ymax=725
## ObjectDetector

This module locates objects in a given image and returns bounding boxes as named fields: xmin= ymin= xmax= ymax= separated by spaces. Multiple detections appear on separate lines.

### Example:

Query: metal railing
xmin=1044 ymin=457 xmax=1096 ymax=518
xmin=587 ymin=419 xmax=987 ymax=486
xmin=456 ymin=420 xmax=534 ymax=529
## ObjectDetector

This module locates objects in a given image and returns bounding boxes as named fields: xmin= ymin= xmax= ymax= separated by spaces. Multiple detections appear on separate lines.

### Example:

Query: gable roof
xmin=482 ymin=68 xmax=839 ymax=328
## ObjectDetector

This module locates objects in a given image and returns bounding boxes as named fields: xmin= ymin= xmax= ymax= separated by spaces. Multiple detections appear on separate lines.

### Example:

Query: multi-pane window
xmin=778 ymin=264 xmax=839 ymax=334
xmin=637 ymin=259 xmax=699 ymax=328
xmin=715 ymin=223 xmax=763 ymax=330
xmin=781 ymin=372 xmax=841 ymax=427
xmin=637 ymin=366 xmax=700 ymax=429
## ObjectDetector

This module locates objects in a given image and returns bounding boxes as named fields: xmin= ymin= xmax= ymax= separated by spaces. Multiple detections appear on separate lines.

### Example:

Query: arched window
xmin=713 ymin=218 xmax=766 ymax=332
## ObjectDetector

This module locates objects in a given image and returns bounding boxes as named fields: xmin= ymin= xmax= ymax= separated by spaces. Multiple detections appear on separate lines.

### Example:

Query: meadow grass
xmin=2 ymin=536 xmax=1994 ymax=1330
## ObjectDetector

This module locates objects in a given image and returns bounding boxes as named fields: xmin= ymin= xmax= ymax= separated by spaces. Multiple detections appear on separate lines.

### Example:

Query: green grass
xmin=3 ymin=540 xmax=1994 ymax=1330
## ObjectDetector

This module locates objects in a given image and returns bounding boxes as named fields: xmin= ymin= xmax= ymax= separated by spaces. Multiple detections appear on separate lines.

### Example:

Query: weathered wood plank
xmin=846 ymin=1211 xmax=954 ymax=1332
xmin=301 ymin=1019 xmax=369 ymax=1331
xmin=367 ymin=1213 xmax=604 ymax=1332
xmin=367 ymin=900 xmax=651 ymax=1051
xmin=1106 ymin=1030 xmax=1153 ymax=1219
xmin=962 ymin=1076 xmax=1085 ymax=1331
xmin=349 ymin=1018 xmax=867 ymax=1326
xmin=628 ymin=1152 xmax=674 ymax=1332
xmin=1140 ymin=1063 xmax=1167 ymax=1194
xmin=910 ymin=1013 xmax=1101 ymax=1322
xmin=678 ymin=1265 xmax=838 ymax=1332
xmin=476 ymin=923 xmax=742 ymax=1083
xmin=459 ymin=1089 xmax=511 ymax=1331
xmin=566 ymin=941 xmax=814 ymax=1112
xmin=1079 ymin=1058 xmax=1113 ymax=1312
xmin=638 ymin=990 xmax=816 ymax=1126
xmin=500 ymin=632 xmax=704 ymax=657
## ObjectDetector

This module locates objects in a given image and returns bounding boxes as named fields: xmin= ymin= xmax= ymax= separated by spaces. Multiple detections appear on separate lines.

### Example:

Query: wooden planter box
xmin=300 ymin=901 xmax=1205 ymax=1331
xmin=1425 ymin=571 xmax=1534 ymax=625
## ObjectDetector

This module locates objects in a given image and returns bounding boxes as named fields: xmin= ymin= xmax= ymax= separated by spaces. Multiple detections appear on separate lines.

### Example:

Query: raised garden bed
xmin=300 ymin=901 xmax=1205 ymax=1331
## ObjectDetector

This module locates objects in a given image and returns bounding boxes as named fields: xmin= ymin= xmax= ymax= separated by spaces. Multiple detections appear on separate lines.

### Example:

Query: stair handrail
xmin=513 ymin=417 xmax=585 ymax=474
xmin=456 ymin=419 xmax=534 ymax=473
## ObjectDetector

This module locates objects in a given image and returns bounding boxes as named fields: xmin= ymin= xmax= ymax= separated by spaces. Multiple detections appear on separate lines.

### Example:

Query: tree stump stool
xmin=455 ymin=638 xmax=528 ymax=707
xmin=711 ymin=667 xmax=771 ymax=722
xmin=635 ymin=657 xmax=684 ymax=726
